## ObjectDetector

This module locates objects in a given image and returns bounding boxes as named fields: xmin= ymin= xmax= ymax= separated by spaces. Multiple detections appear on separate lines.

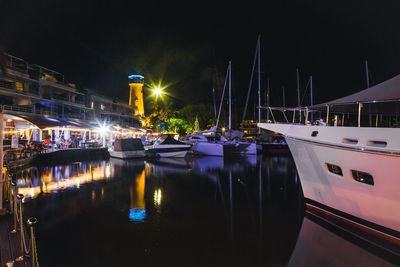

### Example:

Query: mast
xmin=212 ymin=87 xmax=217 ymax=119
xmin=282 ymin=86 xmax=286 ymax=107
xmin=228 ymin=61 xmax=232 ymax=130
xmin=365 ymin=60 xmax=370 ymax=88
xmin=296 ymin=68 xmax=301 ymax=122
xmin=310 ymin=76 xmax=313 ymax=122
xmin=365 ymin=60 xmax=372 ymax=126
xmin=242 ymin=37 xmax=259 ymax=122
xmin=257 ymin=35 xmax=261 ymax=126
xmin=266 ymin=77 xmax=269 ymax=122
xmin=215 ymin=64 xmax=230 ymax=130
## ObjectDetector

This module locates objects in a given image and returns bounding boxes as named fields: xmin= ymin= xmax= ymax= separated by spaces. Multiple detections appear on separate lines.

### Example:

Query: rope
xmin=30 ymin=227 xmax=40 ymax=267
xmin=18 ymin=201 xmax=31 ymax=255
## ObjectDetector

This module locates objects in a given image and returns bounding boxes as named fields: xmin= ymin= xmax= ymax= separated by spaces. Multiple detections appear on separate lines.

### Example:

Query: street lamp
xmin=153 ymin=87 xmax=163 ymax=97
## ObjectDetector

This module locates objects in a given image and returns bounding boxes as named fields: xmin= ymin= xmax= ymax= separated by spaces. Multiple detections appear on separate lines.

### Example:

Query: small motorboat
xmin=145 ymin=136 xmax=191 ymax=158
xmin=109 ymin=138 xmax=146 ymax=159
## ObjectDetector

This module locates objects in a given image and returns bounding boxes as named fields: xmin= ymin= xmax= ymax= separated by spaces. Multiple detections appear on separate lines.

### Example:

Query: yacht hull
xmin=146 ymin=144 xmax=191 ymax=158
xmin=258 ymin=123 xmax=400 ymax=238
xmin=191 ymin=142 xmax=225 ymax=156
xmin=109 ymin=150 xmax=146 ymax=159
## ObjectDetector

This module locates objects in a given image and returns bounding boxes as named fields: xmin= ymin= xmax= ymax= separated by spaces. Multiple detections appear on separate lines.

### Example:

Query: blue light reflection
xmin=129 ymin=208 xmax=146 ymax=223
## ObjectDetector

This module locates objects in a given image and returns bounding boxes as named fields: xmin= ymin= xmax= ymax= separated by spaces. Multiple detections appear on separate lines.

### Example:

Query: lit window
xmin=91 ymin=101 xmax=94 ymax=109
xmin=352 ymin=170 xmax=374 ymax=186
xmin=100 ymin=104 xmax=105 ymax=110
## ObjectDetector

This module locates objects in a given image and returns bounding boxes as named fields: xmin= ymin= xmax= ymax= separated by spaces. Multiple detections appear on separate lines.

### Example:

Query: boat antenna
xmin=282 ymin=86 xmax=286 ymax=108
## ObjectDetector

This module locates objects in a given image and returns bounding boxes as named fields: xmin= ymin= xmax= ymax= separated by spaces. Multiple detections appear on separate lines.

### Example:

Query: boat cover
xmin=160 ymin=136 xmax=186 ymax=145
xmin=313 ymin=74 xmax=400 ymax=107
xmin=114 ymin=138 xmax=144 ymax=151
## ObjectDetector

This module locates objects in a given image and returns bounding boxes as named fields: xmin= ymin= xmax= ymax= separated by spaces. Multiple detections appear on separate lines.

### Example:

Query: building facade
xmin=0 ymin=53 xmax=140 ymax=128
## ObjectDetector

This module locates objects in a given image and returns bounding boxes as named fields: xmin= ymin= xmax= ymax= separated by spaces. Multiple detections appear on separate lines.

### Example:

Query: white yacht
xmin=185 ymin=133 xmax=227 ymax=156
xmin=145 ymin=136 xmax=191 ymax=158
xmin=258 ymin=74 xmax=400 ymax=244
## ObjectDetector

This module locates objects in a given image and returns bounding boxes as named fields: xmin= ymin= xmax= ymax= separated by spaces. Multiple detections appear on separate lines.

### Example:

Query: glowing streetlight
xmin=153 ymin=87 xmax=163 ymax=97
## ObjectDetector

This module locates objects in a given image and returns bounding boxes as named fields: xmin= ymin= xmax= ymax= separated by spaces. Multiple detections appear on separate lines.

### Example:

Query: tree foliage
xmin=144 ymin=101 xmax=216 ymax=135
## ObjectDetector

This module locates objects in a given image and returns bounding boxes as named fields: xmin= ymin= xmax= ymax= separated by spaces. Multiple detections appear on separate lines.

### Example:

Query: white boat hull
xmin=146 ymin=144 xmax=191 ymax=158
xmin=258 ymin=123 xmax=400 ymax=235
xmin=191 ymin=142 xmax=225 ymax=156
xmin=109 ymin=150 xmax=146 ymax=159
xmin=224 ymin=141 xmax=257 ymax=156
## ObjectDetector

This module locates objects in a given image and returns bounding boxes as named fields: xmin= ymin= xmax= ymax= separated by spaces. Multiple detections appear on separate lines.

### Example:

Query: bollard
xmin=0 ymin=169 xmax=4 ymax=211
xmin=10 ymin=181 xmax=18 ymax=234
xmin=15 ymin=193 xmax=25 ymax=262
xmin=27 ymin=217 xmax=39 ymax=267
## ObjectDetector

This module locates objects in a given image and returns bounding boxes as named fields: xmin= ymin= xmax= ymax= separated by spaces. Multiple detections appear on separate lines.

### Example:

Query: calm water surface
xmin=15 ymin=156 xmax=396 ymax=267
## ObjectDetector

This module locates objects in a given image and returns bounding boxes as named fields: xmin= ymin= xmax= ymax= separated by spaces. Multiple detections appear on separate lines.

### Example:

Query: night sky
xmin=2 ymin=0 xmax=400 ymax=117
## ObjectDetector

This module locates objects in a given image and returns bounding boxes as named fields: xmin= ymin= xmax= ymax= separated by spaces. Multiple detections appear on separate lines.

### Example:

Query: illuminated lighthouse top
xmin=128 ymin=74 xmax=144 ymax=84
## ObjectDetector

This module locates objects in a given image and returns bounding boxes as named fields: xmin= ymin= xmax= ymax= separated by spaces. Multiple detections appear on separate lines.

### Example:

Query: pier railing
xmin=1 ymin=166 xmax=40 ymax=267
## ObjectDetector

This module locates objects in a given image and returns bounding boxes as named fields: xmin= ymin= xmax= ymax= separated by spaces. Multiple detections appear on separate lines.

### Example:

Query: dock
xmin=0 ymin=214 xmax=32 ymax=267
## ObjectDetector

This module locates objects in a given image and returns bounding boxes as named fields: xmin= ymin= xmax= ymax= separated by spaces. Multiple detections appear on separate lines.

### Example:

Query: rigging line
xmin=242 ymin=40 xmax=259 ymax=122
xmin=215 ymin=64 xmax=230 ymax=129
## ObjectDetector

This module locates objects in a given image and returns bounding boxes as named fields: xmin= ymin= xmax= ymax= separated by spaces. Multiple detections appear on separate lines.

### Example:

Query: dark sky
xmin=2 ymin=0 xmax=400 ymax=117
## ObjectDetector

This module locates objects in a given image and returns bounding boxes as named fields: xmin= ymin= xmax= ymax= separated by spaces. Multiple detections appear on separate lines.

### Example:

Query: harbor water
xmin=14 ymin=156 xmax=396 ymax=267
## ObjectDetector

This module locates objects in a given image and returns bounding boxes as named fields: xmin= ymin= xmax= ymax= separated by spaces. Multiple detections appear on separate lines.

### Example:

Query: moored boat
xmin=258 ymin=74 xmax=400 ymax=249
xmin=109 ymin=138 xmax=146 ymax=159
xmin=145 ymin=136 xmax=191 ymax=158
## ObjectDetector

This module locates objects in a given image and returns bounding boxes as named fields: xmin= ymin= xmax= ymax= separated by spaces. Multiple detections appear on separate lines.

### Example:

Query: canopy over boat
xmin=309 ymin=74 xmax=400 ymax=115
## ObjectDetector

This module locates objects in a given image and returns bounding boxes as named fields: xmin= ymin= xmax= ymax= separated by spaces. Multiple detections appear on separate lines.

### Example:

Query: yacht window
xmin=326 ymin=163 xmax=343 ymax=176
xmin=311 ymin=131 xmax=318 ymax=137
xmin=342 ymin=138 xmax=358 ymax=145
xmin=366 ymin=140 xmax=387 ymax=148
xmin=351 ymin=170 xmax=374 ymax=186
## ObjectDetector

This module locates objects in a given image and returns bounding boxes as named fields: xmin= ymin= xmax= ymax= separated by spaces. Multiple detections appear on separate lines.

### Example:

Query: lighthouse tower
xmin=128 ymin=74 xmax=145 ymax=116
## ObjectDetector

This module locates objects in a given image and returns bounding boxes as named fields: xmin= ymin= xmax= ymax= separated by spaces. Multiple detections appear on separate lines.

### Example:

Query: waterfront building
xmin=0 ymin=52 xmax=145 ymax=166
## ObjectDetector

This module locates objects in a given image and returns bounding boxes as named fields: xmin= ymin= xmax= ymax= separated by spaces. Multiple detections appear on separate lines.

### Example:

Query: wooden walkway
xmin=0 ymin=214 xmax=31 ymax=267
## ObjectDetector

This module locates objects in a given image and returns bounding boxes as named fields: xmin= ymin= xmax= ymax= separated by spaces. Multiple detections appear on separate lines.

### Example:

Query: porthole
xmin=352 ymin=170 xmax=374 ymax=186
xmin=326 ymin=163 xmax=343 ymax=176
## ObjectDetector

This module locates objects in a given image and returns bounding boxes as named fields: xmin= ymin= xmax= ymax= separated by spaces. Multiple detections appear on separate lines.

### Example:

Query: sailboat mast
xmin=229 ymin=61 xmax=232 ymax=130
xmin=296 ymin=68 xmax=302 ymax=122
xmin=266 ymin=77 xmax=269 ymax=122
xmin=212 ymin=87 xmax=217 ymax=119
xmin=365 ymin=60 xmax=370 ymax=88
xmin=310 ymin=76 xmax=313 ymax=122
xmin=257 ymin=35 xmax=261 ymax=126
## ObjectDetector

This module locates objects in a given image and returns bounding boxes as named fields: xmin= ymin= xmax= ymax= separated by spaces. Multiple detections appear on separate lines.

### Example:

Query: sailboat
xmin=223 ymin=61 xmax=257 ymax=156
xmin=185 ymin=67 xmax=234 ymax=157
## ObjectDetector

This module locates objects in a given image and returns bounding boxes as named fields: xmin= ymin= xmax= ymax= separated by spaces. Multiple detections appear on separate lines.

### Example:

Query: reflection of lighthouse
xmin=128 ymin=74 xmax=145 ymax=116
xmin=129 ymin=169 xmax=146 ymax=222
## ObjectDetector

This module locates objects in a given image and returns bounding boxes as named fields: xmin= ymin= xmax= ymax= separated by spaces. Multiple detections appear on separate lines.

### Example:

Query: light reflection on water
xmin=16 ymin=156 xmax=397 ymax=267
